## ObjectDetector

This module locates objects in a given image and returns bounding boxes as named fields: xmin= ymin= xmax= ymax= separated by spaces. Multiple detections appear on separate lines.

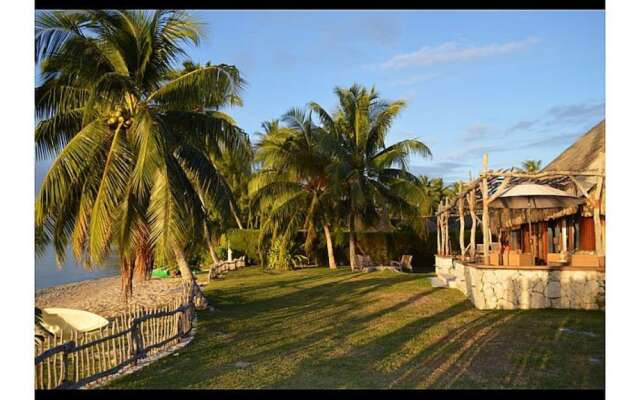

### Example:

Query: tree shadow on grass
xmin=111 ymin=271 xmax=438 ymax=388
xmin=271 ymin=306 xmax=604 ymax=389
xmin=109 ymin=269 xmax=604 ymax=390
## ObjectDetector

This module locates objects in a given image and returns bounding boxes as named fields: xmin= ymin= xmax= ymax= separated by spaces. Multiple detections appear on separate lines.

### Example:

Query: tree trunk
xmin=174 ymin=246 xmax=209 ymax=310
xmin=348 ymin=213 xmax=359 ymax=271
xmin=323 ymin=224 xmax=337 ymax=269
xmin=230 ymin=201 xmax=244 ymax=229
xmin=208 ymin=242 xmax=220 ymax=264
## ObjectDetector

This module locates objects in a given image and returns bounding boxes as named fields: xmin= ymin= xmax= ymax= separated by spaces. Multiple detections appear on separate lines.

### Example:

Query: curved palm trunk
xmin=208 ymin=243 xmax=221 ymax=264
xmin=323 ymin=224 xmax=337 ymax=269
xmin=203 ymin=224 xmax=221 ymax=265
xmin=348 ymin=213 xmax=359 ymax=271
xmin=230 ymin=201 xmax=244 ymax=229
xmin=173 ymin=246 xmax=209 ymax=310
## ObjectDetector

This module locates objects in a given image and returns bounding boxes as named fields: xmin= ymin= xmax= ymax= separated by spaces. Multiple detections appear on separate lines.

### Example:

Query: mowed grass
xmin=108 ymin=267 xmax=604 ymax=389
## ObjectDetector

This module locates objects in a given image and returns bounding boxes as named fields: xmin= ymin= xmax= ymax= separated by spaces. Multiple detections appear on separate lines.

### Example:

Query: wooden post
xmin=467 ymin=179 xmax=477 ymax=261
xmin=593 ymin=175 xmax=604 ymax=256
xmin=436 ymin=202 xmax=442 ymax=255
xmin=444 ymin=198 xmax=450 ymax=256
xmin=561 ymin=218 xmax=568 ymax=253
xmin=481 ymin=154 xmax=490 ymax=264
xmin=131 ymin=319 xmax=145 ymax=365
xmin=458 ymin=182 xmax=465 ymax=259
xmin=60 ymin=341 xmax=75 ymax=388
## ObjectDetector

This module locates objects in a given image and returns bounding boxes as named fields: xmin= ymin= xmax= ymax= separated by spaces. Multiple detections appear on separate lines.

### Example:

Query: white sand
xmin=36 ymin=276 xmax=188 ymax=318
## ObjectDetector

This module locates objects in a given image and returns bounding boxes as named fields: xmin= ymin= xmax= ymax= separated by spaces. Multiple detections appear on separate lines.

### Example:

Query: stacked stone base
xmin=434 ymin=256 xmax=605 ymax=310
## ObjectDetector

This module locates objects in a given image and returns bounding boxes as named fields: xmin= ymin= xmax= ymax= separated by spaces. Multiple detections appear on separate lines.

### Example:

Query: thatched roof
xmin=544 ymin=120 xmax=605 ymax=173
xmin=492 ymin=120 xmax=606 ymax=230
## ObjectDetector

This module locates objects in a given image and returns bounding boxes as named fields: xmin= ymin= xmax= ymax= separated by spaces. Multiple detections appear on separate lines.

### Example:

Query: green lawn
xmin=108 ymin=267 xmax=604 ymax=389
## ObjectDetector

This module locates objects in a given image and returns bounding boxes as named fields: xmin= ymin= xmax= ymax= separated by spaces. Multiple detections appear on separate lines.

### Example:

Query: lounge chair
xmin=391 ymin=255 xmax=413 ymax=272
xmin=356 ymin=255 xmax=375 ymax=269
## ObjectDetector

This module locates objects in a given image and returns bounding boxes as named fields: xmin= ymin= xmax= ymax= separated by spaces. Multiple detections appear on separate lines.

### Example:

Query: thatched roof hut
xmin=489 ymin=120 xmax=605 ymax=229
xmin=435 ymin=119 xmax=606 ymax=267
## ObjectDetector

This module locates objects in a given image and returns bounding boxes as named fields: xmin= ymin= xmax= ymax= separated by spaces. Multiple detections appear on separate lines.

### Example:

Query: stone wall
xmin=434 ymin=256 xmax=605 ymax=310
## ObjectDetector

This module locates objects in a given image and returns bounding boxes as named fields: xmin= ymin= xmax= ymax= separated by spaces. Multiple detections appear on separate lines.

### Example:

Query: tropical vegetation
xmin=34 ymin=10 xmax=451 ymax=300
xmin=34 ymin=10 xmax=246 ymax=306
xmin=521 ymin=159 xmax=542 ymax=173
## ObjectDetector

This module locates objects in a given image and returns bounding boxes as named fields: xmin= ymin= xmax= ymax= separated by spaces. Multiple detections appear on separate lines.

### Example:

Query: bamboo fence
xmin=34 ymin=283 xmax=196 ymax=390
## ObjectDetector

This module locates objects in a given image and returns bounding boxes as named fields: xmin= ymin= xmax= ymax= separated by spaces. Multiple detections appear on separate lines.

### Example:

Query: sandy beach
xmin=35 ymin=276 xmax=190 ymax=318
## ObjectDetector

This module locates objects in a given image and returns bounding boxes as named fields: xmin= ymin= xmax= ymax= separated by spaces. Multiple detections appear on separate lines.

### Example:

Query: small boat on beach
xmin=41 ymin=308 xmax=109 ymax=335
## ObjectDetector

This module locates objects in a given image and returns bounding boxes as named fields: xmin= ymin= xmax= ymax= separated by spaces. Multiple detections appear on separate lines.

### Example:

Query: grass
xmin=108 ymin=267 xmax=604 ymax=389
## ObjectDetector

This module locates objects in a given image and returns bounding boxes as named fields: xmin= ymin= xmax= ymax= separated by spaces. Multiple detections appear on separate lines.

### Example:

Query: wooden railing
xmin=34 ymin=283 xmax=196 ymax=390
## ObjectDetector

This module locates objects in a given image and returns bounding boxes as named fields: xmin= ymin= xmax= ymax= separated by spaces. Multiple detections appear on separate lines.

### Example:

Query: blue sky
xmin=36 ymin=10 xmax=605 ymax=185
xmin=186 ymin=10 xmax=605 ymax=183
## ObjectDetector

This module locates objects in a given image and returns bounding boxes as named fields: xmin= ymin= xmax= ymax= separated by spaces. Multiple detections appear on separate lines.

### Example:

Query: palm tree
xmin=521 ymin=159 xmax=542 ymax=173
xmin=170 ymin=60 xmax=254 ymax=264
xmin=310 ymin=84 xmax=431 ymax=270
xmin=250 ymin=111 xmax=340 ymax=269
xmin=34 ymin=10 xmax=245 ymax=306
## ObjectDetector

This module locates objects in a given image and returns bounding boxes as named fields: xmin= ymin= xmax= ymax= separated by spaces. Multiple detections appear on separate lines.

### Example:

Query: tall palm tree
xmin=34 ymin=10 xmax=245 ymax=306
xmin=411 ymin=176 xmax=457 ymax=216
xmin=521 ymin=159 xmax=542 ymax=173
xmin=310 ymin=84 xmax=431 ymax=270
xmin=250 ymin=111 xmax=340 ymax=269
xmin=170 ymin=60 xmax=254 ymax=264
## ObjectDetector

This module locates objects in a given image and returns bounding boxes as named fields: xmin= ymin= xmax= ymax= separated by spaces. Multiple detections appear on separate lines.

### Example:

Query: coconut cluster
xmin=106 ymin=108 xmax=134 ymax=130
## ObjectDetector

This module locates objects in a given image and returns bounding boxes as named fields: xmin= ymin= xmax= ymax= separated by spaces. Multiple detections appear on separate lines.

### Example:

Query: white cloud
xmin=378 ymin=37 xmax=540 ymax=70
xmin=462 ymin=123 xmax=494 ymax=141
xmin=387 ymin=73 xmax=440 ymax=87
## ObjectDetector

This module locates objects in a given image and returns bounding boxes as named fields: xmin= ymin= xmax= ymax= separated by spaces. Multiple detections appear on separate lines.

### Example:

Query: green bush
xmin=222 ymin=229 xmax=261 ymax=263
xmin=266 ymin=237 xmax=308 ymax=270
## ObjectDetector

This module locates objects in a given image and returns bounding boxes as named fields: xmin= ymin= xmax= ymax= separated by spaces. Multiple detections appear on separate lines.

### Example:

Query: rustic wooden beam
xmin=593 ymin=175 xmax=604 ymax=256
xmin=567 ymin=175 xmax=596 ymax=208
xmin=444 ymin=198 xmax=450 ymax=256
xmin=481 ymin=154 xmax=490 ymax=264
xmin=486 ymin=170 xmax=604 ymax=179
xmin=561 ymin=218 xmax=568 ymax=253
xmin=436 ymin=202 xmax=442 ymax=255
xmin=458 ymin=182 xmax=466 ymax=258
xmin=487 ymin=175 xmax=512 ymax=204
xmin=434 ymin=177 xmax=482 ymax=216
xmin=467 ymin=191 xmax=477 ymax=260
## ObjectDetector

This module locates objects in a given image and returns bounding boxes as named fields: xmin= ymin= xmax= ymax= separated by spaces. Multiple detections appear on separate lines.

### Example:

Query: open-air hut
xmin=433 ymin=120 xmax=605 ymax=310
xmin=491 ymin=120 xmax=605 ymax=267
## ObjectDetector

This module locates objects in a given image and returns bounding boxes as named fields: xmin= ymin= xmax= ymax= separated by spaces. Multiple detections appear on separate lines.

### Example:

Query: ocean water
xmin=35 ymin=246 xmax=119 ymax=290
xmin=35 ymin=161 xmax=120 ymax=289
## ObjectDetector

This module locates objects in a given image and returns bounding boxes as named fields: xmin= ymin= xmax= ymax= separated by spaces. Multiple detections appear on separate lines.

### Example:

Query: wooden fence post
xmin=60 ymin=342 xmax=75 ymax=388
xmin=131 ymin=319 xmax=145 ymax=365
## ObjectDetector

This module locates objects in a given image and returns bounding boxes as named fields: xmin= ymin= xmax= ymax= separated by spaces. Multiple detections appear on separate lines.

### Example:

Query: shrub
xmin=221 ymin=229 xmax=261 ymax=263
xmin=266 ymin=237 xmax=308 ymax=270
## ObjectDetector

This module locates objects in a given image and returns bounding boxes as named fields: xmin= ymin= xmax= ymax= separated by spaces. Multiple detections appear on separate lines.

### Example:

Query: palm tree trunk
xmin=230 ymin=201 xmax=244 ymax=229
xmin=348 ymin=213 xmax=359 ymax=271
xmin=203 ymin=224 xmax=221 ymax=265
xmin=208 ymin=243 xmax=220 ymax=264
xmin=173 ymin=246 xmax=209 ymax=310
xmin=323 ymin=224 xmax=337 ymax=269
